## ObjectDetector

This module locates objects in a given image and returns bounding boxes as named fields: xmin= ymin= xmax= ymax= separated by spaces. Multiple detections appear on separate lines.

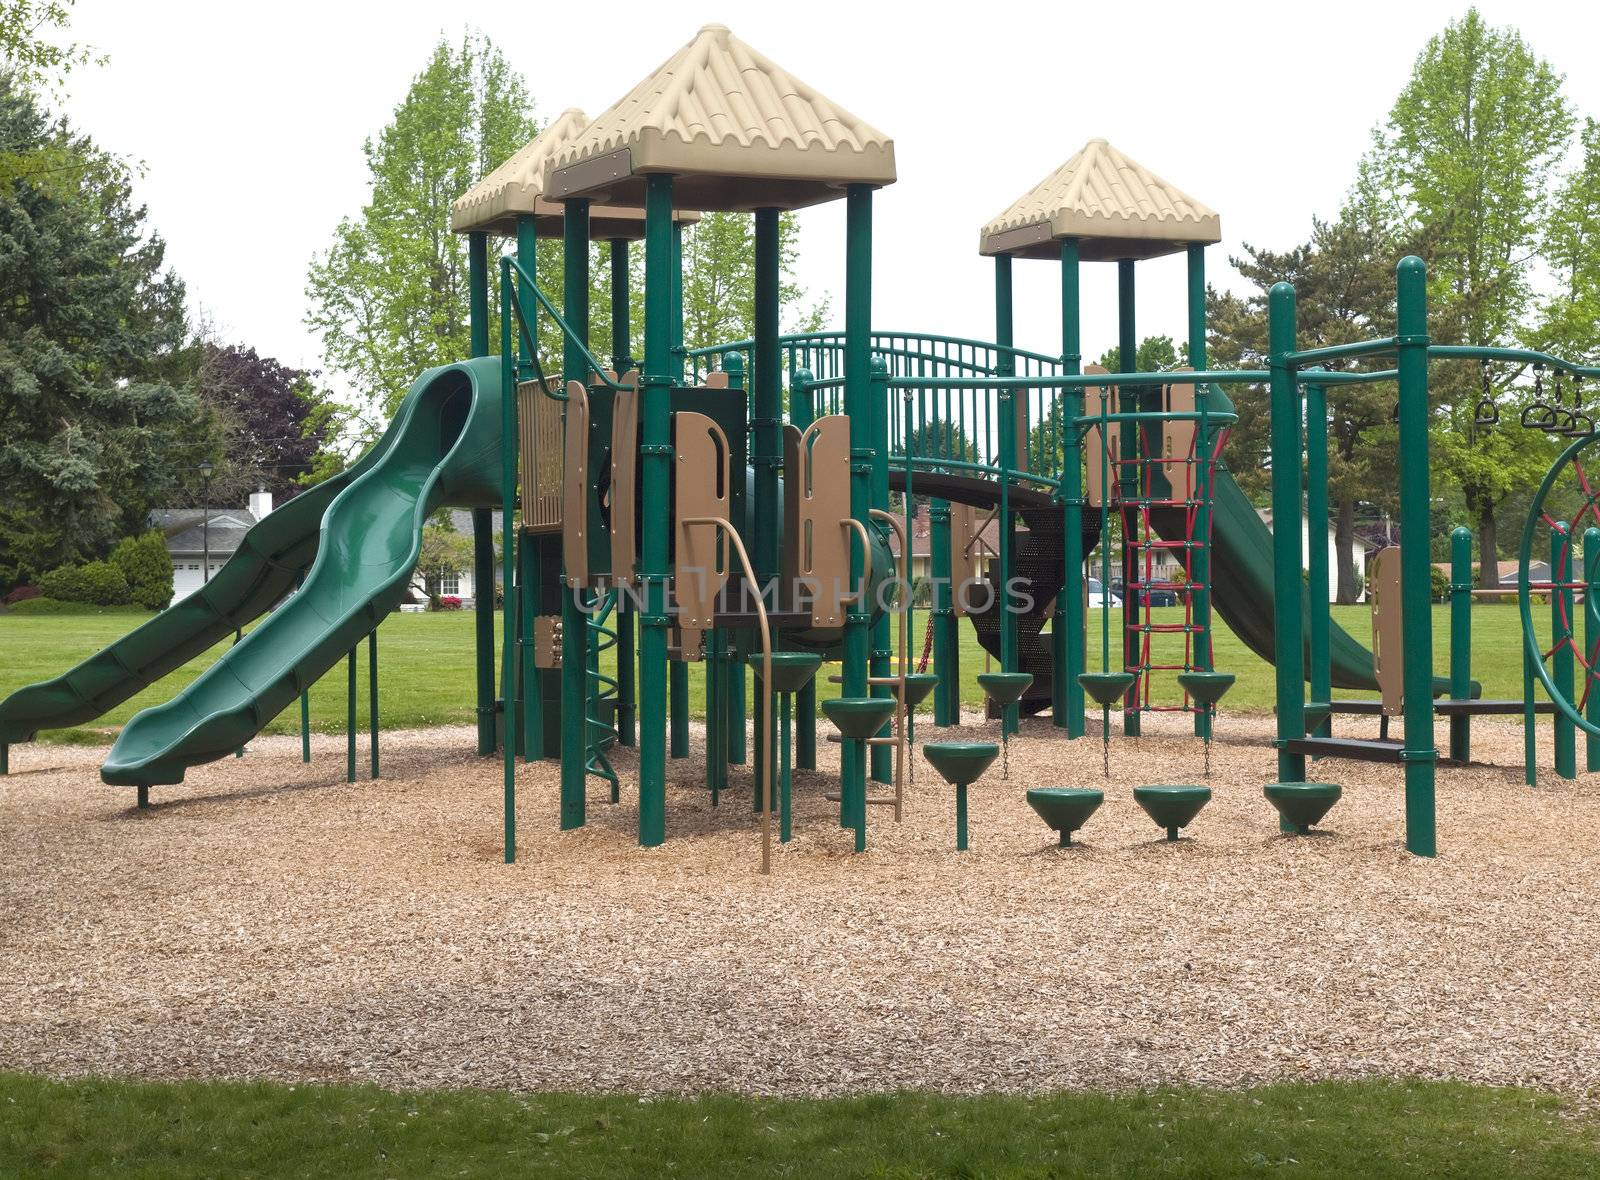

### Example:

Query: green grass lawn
xmin=0 ymin=600 xmax=1536 ymax=745
xmin=3 ymin=1073 xmax=1596 ymax=1178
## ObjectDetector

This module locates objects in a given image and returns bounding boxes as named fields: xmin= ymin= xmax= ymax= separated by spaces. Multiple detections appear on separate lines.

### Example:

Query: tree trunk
xmin=1335 ymin=495 xmax=1360 ymax=604
xmin=1476 ymin=501 xmax=1499 ymax=589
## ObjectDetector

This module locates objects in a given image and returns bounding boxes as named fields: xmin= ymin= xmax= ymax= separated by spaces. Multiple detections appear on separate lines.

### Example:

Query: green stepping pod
xmin=1133 ymin=784 xmax=1212 ymax=841
xmin=1264 ymin=781 xmax=1343 ymax=834
xmin=1078 ymin=671 xmax=1135 ymax=708
xmin=1176 ymin=671 xmax=1235 ymax=709
xmin=977 ymin=671 xmax=1034 ymax=709
xmin=749 ymin=652 xmax=822 ymax=694
xmin=821 ymin=696 xmax=897 ymax=740
xmin=893 ymin=673 xmax=941 ymax=709
xmin=923 ymin=742 xmax=999 ymax=853
xmin=1026 ymin=788 xmax=1105 ymax=846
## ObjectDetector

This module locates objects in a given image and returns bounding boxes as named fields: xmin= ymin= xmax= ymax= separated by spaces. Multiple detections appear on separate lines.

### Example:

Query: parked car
xmin=1109 ymin=579 xmax=1178 ymax=607
xmin=1087 ymin=578 xmax=1121 ymax=609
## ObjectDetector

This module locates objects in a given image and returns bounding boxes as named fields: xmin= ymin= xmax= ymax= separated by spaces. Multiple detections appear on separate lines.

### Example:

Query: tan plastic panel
xmin=784 ymin=415 xmax=852 ymax=627
xmin=949 ymin=501 xmax=982 ymax=618
xmin=1370 ymin=546 xmax=1404 ymax=717
xmin=1162 ymin=370 xmax=1197 ymax=503
xmin=608 ymin=370 xmax=640 ymax=584
xmin=521 ymin=378 xmax=564 ymax=534
xmin=673 ymin=411 xmax=731 ymax=631
xmin=1081 ymin=365 xmax=1116 ymax=508
xmin=561 ymin=380 xmax=590 ymax=587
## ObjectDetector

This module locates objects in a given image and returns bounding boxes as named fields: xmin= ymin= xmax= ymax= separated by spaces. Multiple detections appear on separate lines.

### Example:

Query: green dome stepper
xmin=977 ymin=671 xmax=1034 ymax=708
xmin=1133 ymin=784 xmax=1212 ymax=842
xmin=923 ymin=742 xmax=999 ymax=852
xmin=893 ymin=672 xmax=941 ymax=710
xmin=820 ymin=696 xmax=897 ymax=740
xmin=749 ymin=652 xmax=823 ymax=694
xmin=1078 ymin=671 xmax=1135 ymax=708
xmin=1264 ymin=781 xmax=1343 ymax=834
xmin=1026 ymin=788 xmax=1105 ymax=847
xmin=1176 ymin=671 xmax=1235 ymax=710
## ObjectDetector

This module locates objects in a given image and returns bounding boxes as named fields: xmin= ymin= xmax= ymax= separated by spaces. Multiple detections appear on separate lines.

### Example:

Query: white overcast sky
xmin=51 ymin=0 xmax=1600 ymax=391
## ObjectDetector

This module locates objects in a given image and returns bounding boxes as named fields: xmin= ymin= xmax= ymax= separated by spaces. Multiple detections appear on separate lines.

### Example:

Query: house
xmin=151 ymin=489 xmax=275 ymax=602
xmin=1256 ymin=508 xmax=1376 ymax=602
xmin=418 ymin=510 xmax=500 ymax=604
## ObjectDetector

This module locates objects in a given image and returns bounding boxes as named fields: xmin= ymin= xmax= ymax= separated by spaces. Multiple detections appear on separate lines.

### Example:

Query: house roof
xmin=545 ymin=24 xmax=896 ymax=211
xmin=150 ymin=508 xmax=259 ymax=556
xmin=451 ymin=107 xmax=698 ymax=239
xmin=979 ymin=138 xmax=1220 ymax=262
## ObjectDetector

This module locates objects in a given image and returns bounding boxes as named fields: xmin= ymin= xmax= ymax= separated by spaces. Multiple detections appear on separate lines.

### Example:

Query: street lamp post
xmin=198 ymin=461 xmax=214 ymax=584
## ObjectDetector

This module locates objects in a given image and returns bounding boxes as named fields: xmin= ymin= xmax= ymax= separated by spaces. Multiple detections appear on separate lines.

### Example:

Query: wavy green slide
xmin=1151 ymin=466 xmax=1468 ymax=697
xmin=92 ymin=358 xmax=502 ymax=787
xmin=0 ymin=428 xmax=395 ymax=749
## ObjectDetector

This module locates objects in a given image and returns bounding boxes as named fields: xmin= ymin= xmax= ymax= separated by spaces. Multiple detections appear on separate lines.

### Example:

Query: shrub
xmin=39 ymin=561 xmax=130 ymax=606
xmin=5 ymin=597 xmax=149 ymax=616
xmin=437 ymin=595 xmax=463 ymax=611
xmin=3 ymin=584 xmax=40 ymax=606
xmin=1430 ymin=565 xmax=1449 ymax=602
xmin=110 ymin=531 xmax=174 ymax=610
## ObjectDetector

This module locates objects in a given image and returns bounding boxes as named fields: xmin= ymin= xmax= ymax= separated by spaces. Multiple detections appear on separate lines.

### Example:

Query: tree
xmin=0 ymin=78 xmax=194 ymax=587
xmin=1536 ymin=117 xmax=1600 ymax=363
xmin=0 ymin=1 xmax=98 ymax=95
xmin=306 ymin=33 xmax=536 ymax=429
xmin=679 ymin=212 xmax=827 ymax=354
xmin=1207 ymin=207 xmax=1421 ymax=600
xmin=1362 ymin=8 xmax=1574 ymax=585
xmin=414 ymin=517 xmax=474 ymax=599
xmin=190 ymin=344 xmax=340 ymax=503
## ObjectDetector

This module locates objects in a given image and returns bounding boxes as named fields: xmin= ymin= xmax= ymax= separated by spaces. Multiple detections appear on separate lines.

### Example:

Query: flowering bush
xmin=3 ymin=584 xmax=41 ymax=606
xmin=436 ymin=595 xmax=463 ymax=611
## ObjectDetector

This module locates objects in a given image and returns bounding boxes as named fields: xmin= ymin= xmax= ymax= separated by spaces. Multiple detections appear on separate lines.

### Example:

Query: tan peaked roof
xmin=979 ymin=139 xmax=1220 ymax=262
xmin=451 ymin=108 xmax=696 ymax=238
xmin=545 ymin=24 xmax=895 ymax=212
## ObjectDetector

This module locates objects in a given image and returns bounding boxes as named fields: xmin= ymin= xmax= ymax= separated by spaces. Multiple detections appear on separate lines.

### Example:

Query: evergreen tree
xmin=0 ymin=76 xmax=194 ymax=586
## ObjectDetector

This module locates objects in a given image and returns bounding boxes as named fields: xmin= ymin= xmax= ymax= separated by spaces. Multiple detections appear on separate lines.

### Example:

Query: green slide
xmin=1151 ymin=467 xmax=1466 ymax=696
xmin=100 ymin=358 xmax=503 ymax=787
xmin=0 ymin=423 xmax=401 ymax=747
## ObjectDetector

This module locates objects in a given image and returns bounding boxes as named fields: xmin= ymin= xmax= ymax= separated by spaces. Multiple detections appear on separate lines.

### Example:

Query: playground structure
xmin=4 ymin=24 xmax=1600 ymax=868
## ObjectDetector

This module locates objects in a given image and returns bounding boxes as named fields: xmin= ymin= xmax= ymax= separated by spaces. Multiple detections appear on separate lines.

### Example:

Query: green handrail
xmin=499 ymin=255 xmax=636 ymax=397
xmin=1429 ymin=344 xmax=1600 ymax=380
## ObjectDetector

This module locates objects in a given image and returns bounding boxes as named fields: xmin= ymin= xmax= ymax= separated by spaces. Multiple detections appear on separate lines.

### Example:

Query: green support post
xmin=1057 ymin=238 xmax=1085 ymax=737
xmin=610 ymin=240 xmax=637 ymax=750
xmin=752 ymin=209 xmax=782 ymax=796
xmin=1117 ymin=258 xmax=1141 ymax=735
xmin=841 ymin=184 xmax=873 ymax=850
xmin=346 ymin=645 xmax=357 ymax=783
xmin=499 ymin=258 xmax=520 ymax=863
xmin=516 ymin=215 xmax=549 ymax=764
xmin=1394 ymin=257 xmax=1437 ymax=856
xmin=301 ymin=685 xmax=310 ymax=763
xmin=869 ymin=357 xmax=894 ymax=782
xmin=994 ymin=255 xmax=1020 ymax=738
xmin=1586 ymin=528 xmax=1600 ymax=771
xmin=1188 ymin=242 xmax=1215 ymax=739
xmin=368 ymin=629 xmax=379 ymax=779
xmin=559 ymin=199 xmax=592 ymax=829
xmin=1449 ymin=526 xmax=1473 ymax=763
xmin=669 ymin=217 xmax=690 ymax=761
xmin=1304 ymin=380 xmax=1331 ymax=739
xmin=637 ymin=174 xmax=675 ymax=847
xmin=1552 ymin=522 xmax=1576 ymax=781
xmin=931 ymin=499 xmax=959 ymax=726
xmin=468 ymin=231 xmax=498 ymax=757
xmin=0 ymin=743 xmax=6 ymax=775
xmin=724 ymin=352 xmax=748 ymax=768
xmin=1268 ymin=282 xmax=1306 ymax=785
xmin=791 ymin=364 xmax=818 ymax=769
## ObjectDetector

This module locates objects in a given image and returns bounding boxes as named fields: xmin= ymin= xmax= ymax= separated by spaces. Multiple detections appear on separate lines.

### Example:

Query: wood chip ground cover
xmin=1 ymin=712 xmax=1596 ymax=1098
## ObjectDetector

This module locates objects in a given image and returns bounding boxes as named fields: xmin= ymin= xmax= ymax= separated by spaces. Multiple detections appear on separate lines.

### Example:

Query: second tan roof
xmin=980 ymin=139 xmax=1220 ymax=262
